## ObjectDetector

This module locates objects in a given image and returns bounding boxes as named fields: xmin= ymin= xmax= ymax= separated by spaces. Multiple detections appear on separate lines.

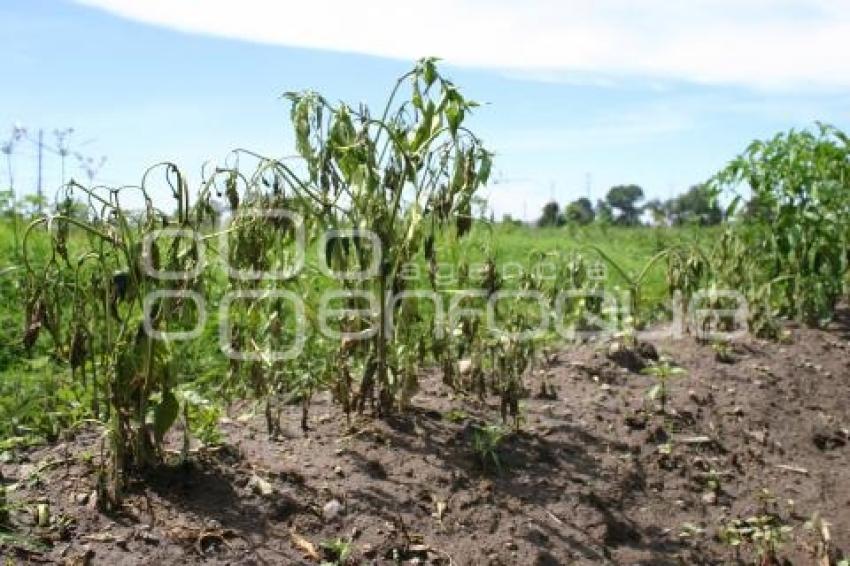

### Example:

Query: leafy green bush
xmin=711 ymin=123 xmax=850 ymax=328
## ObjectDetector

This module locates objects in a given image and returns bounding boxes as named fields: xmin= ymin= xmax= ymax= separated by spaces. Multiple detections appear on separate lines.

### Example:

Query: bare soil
xmin=2 ymin=317 xmax=849 ymax=565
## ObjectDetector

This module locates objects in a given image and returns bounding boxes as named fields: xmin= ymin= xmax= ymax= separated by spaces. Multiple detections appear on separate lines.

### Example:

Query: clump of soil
xmin=2 ymin=317 xmax=849 ymax=565
xmin=606 ymin=340 xmax=658 ymax=372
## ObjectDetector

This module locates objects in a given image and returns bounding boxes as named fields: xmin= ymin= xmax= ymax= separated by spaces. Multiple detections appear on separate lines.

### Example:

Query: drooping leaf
xmin=153 ymin=388 xmax=180 ymax=444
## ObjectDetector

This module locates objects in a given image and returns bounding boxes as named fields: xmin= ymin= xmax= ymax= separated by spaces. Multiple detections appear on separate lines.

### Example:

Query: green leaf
xmin=153 ymin=389 xmax=180 ymax=444
xmin=476 ymin=150 xmax=493 ymax=186
xmin=446 ymin=101 xmax=463 ymax=137
xmin=421 ymin=59 xmax=437 ymax=87
xmin=411 ymin=100 xmax=437 ymax=152
xmin=725 ymin=195 xmax=742 ymax=218
xmin=404 ymin=203 xmax=423 ymax=247
xmin=411 ymin=79 xmax=423 ymax=110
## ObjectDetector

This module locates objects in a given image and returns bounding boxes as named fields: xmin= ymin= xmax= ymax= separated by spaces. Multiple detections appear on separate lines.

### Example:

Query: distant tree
xmin=54 ymin=196 xmax=90 ymax=221
xmin=538 ymin=200 xmax=565 ymax=227
xmin=0 ymin=189 xmax=13 ymax=216
xmin=605 ymin=184 xmax=644 ymax=226
xmin=472 ymin=195 xmax=489 ymax=219
xmin=742 ymin=193 xmax=772 ymax=222
xmin=501 ymin=213 xmax=523 ymax=227
xmin=20 ymin=194 xmax=47 ymax=216
xmin=564 ymin=197 xmax=595 ymax=225
xmin=595 ymin=199 xmax=614 ymax=224
xmin=644 ymin=199 xmax=668 ymax=226
xmin=665 ymin=184 xmax=722 ymax=225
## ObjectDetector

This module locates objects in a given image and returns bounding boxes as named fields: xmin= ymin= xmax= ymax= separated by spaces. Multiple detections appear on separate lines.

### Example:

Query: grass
xmin=0 ymin=219 xmax=88 ymax=442
xmin=447 ymin=221 xmax=714 ymax=316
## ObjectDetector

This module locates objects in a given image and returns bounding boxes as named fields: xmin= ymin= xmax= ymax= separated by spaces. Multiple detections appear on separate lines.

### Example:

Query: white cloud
xmin=75 ymin=0 xmax=850 ymax=89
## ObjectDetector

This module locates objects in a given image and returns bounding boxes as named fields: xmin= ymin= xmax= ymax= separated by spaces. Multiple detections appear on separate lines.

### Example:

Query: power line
xmin=2 ymin=124 xmax=106 ymax=202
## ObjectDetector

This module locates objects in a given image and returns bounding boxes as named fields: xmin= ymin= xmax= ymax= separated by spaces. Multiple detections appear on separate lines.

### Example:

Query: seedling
xmin=705 ymin=468 xmax=721 ymax=494
xmin=718 ymin=515 xmax=792 ymax=566
xmin=712 ymin=339 xmax=735 ymax=364
xmin=642 ymin=357 xmax=686 ymax=414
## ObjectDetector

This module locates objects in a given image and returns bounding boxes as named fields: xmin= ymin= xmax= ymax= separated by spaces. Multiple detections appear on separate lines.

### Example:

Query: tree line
xmin=533 ymin=183 xmax=722 ymax=227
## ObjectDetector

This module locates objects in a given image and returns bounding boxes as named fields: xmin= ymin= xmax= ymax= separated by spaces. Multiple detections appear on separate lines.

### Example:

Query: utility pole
xmin=36 ymin=128 xmax=43 ymax=213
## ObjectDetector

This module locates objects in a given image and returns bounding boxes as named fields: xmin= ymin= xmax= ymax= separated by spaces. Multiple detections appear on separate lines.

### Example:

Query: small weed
xmin=471 ymin=423 xmax=507 ymax=473
xmin=0 ymin=530 xmax=50 ymax=554
xmin=77 ymin=450 xmax=94 ymax=465
xmin=320 ymin=537 xmax=352 ymax=566
xmin=712 ymin=339 xmax=735 ymax=363
xmin=718 ymin=515 xmax=792 ymax=565
xmin=445 ymin=409 xmax=469 ymax=424
xmin=705 ymin=468 xmax=721 ymax=494
xmin=678 ymin=522 xmax=705 ymax=539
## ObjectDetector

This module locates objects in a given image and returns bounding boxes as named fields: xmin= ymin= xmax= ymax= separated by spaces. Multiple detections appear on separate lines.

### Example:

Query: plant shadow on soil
xmin=342 ymin=408 xmax=687 ymax=564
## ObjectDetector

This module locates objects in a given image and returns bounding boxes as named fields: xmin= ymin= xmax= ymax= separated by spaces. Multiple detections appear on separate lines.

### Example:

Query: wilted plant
xmin=21 ymin=165 xmax=207 ymax=504
xmin=284 ymin=57 xmax=492 ymax=415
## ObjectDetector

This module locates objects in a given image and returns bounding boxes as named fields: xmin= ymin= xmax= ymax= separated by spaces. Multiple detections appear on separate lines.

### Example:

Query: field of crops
xmin=1 ymin=60 xmax=850 ymax=565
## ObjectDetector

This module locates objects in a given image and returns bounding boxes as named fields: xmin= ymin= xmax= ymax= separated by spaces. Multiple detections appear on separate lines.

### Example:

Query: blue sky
xmin=2 ymin=0 xmax=849 ymax=220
